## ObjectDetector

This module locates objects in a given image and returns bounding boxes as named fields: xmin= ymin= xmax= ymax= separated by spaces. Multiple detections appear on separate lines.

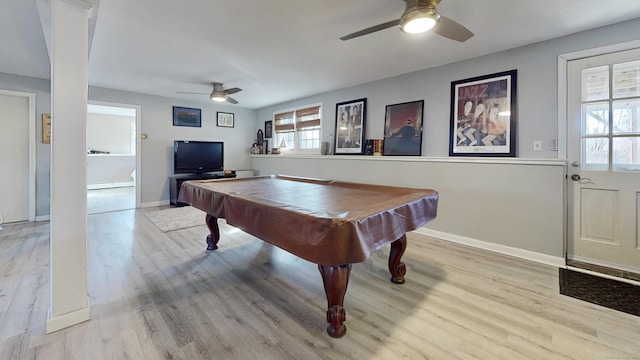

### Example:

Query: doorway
xmin=566 ymin=47 xmax=640 ymax=276
xmin=0 ymin=90 xmax=35 ymax=224
xmin=86 ymin=102 xmax=140 ymax=214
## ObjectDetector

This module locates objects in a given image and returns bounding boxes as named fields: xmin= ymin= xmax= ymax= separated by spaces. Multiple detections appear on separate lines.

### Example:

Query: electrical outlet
xmin=533 ymin=140 xmax=542 ymax=152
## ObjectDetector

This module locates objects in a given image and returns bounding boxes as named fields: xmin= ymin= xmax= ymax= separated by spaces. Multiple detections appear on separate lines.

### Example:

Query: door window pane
xmin=613 ymin=60 xmax=640 ymax=98
xmin=581 ymin=66 xmax=609 ymax=101
xmin=612 ymin=136 xmax=640 ymax=171
xmin=582 ymin=102 xmax=609 ymax=135
xmin=612 ymin=99 xmax=640 ymax=134
xmin=582 ymin=138 xmax=609 ymax=171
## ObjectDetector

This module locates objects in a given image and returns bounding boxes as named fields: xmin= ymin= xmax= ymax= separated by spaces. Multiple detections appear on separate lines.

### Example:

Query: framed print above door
xmin=449 ymin=69 xmax=517 ymax=157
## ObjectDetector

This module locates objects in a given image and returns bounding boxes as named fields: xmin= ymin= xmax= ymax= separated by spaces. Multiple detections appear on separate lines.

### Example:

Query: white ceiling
xmin=2 ymin=0 xmax=640 ymax=109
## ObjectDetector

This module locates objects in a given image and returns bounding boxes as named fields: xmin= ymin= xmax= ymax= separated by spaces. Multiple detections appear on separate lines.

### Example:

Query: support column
xmin=46 ymin=0 xmax=95 ymax=333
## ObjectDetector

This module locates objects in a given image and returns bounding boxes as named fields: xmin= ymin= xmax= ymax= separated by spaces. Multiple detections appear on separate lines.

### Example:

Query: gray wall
xmin=250 ymin=156 xmax=565 ymax=260
xmin=89 ymin=87 xmax=256 ymax=207
xmin=251 ymin=18 xmax=640 ymax=261
xmin=2 ymin=17 xmax=639 ymax=259
xmin=256 ymin=18 xmax=640 ymax=159
xmin=0 ymin=74 xmax=257 ymax=216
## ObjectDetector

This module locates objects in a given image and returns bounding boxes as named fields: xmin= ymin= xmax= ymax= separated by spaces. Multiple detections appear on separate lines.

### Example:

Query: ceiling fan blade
xmin=225 ymin=87 xmax=242 ymax=95
xmin=340 ymin=19 xmax=400 ymax=41
xmin=226 ymin=96 xmax=239 ymax=104
xmin=176 ymin=91 xmax=209 ymax=95
xmin=433 ymin=16 xmax=473 ymax=42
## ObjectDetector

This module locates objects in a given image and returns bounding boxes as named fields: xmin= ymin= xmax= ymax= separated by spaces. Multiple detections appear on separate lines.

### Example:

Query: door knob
xmin=571 ymin=161 xmax=580 ymax=167
xmin=570 ymin=174 xmax=595 ymax=184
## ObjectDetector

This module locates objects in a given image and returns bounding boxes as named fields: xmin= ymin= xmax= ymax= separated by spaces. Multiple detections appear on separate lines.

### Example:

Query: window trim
xmin=272 ymin=102 xmax=323 ymax=154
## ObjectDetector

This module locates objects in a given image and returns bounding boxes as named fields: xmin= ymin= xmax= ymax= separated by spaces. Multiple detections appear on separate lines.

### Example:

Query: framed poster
xmin=449 ymin=69 xmax=517 ymax=157
xmin=334 ymin=98 xmax=366 ymax=155
xmin=216 ymin=112 xmax=234 ymax=128
xmin=173 ymin=106 xmax=201 ymax=127
xmin=264 ymin=120 xmax=272 ymax=138
xmin=383 ymin=100 xmax=424 ymax=156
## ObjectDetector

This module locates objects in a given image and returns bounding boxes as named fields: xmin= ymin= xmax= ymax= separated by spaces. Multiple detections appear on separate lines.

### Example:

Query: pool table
xmin=178 ymin=174 xmax=439 ymax=338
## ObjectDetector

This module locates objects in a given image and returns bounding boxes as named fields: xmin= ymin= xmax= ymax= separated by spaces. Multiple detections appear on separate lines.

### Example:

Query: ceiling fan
xmin=340 ymin=0 xmax=473 ymax=42
xmin=177 ymin=82 xmax=242 ymax=104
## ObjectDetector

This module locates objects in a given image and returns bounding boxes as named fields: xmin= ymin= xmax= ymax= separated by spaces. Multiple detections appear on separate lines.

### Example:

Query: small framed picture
xmin=264 ymin=120 xmax=272 ymax=138
xmin=383 ymin=100 xmax=424 ymax=156
xmin=334 ymin=98 xmax=366 ymax=155
xmin=173 ymin=106 xmax=201 ymax=127
xmin=217 ymin=112 xmax=234 ymax=128
xmin=449 ymin=69 xmax=517 ymax=157
xmin=42 ymin=113 xmax=51 ymax=144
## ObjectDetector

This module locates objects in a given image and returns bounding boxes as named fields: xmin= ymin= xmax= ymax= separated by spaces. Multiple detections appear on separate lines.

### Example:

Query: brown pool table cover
xmin=178 ymin=175 xmax=439 ymax=266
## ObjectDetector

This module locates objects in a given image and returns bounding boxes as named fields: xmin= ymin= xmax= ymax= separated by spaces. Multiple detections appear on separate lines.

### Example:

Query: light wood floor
xmin=1 ymin=208 xmax=638 ymax=359
xmin=87 ymin=187 xmax=135 ymax=214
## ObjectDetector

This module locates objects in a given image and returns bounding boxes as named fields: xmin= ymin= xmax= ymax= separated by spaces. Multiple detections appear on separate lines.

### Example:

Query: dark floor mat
xmin=559 ymin=268 xmax=640 ymax=317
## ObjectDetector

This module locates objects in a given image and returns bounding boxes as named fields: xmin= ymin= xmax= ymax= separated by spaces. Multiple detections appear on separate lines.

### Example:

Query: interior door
xmin=0 ymin=93 xmax=29 ymax=223
xmin=567 ymin=48 xmax=640 ymax=273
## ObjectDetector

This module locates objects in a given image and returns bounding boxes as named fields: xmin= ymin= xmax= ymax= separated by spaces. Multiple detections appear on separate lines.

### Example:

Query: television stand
xmin=169 ymin=172 xmax=236 ymax=207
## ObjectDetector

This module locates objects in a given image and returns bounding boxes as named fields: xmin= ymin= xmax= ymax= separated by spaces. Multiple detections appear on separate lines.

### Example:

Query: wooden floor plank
xmin=0 ymin=207 xmax=638 ymax=359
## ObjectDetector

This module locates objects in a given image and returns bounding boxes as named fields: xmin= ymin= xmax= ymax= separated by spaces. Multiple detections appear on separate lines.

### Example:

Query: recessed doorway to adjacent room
xmin=86 ymin=103 xmax=140 ymax=214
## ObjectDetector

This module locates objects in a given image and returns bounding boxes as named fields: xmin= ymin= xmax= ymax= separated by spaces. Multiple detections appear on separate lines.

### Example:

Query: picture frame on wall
xmin=216 ymin=111 xmax=234 ymax=128
xmin=173 ymin=106 xmax=201 ymax=127
xmin=42 ymin=113 xmax=51 ymax=144
xmin=264 ymin=120 xmax=272 ymax=138
xmin=334 ymin=98 xmax=366 ymax=155
xmin=449 ymin=69 xmax=517 ymax=157
xmin=383 ymin=100 xmax=424 ymax=156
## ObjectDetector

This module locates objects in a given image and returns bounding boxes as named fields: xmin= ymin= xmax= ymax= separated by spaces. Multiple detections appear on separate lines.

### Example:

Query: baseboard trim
xmin=36 ymin=199 xmax=166 ymax=219
xmin=140 ymin=200 xmax=170 ymax=208
xmin=87 ymin=181 xmax=134 ymax=190
xmin=567 ymin=255 xmax=640 ymax=277
xmin=566 ymin=265 xmax=640 ymax=287
xmin=415 ymin=228 xmax=565 ymax=268
xmin=46 ymin=300 xmax=90 ymax=334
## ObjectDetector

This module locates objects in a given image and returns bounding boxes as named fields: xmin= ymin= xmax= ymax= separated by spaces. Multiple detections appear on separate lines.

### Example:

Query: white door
xmin=0 ymin=93 xmax=29 ymax=223
xmin=567 ymin=47 xmax=640 ymax=273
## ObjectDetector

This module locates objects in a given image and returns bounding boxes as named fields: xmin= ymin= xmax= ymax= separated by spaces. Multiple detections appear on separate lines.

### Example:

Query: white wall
xmin=87 ymin=112 xmax=134 ymax=154
xmin=86 ymin=154 xmax=135 ymax=186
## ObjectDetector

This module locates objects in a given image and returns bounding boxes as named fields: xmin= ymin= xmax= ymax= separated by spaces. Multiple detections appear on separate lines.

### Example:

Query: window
xmin=273 ymin=104 xmax=322 ymax=152
xmin=580 ymin=60 xmax=640 ymax=171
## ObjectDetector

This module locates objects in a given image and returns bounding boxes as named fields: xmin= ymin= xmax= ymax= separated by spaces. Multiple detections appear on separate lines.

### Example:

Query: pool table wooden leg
xmin=318 ymin=263 xmax=352 ymax=338
xmin=389 ymin=234 xmax=407 ymax=284
xmin=205 ymin=214 xmax=220 ymax=250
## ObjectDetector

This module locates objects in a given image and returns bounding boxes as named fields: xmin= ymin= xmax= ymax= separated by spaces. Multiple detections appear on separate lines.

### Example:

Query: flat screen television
xmin=173 ymin=140 xmax=224 ymax=174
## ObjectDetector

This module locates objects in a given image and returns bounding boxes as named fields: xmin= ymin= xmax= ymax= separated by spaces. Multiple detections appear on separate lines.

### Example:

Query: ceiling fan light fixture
xmin=210 ymin=91 xmax=227 ymax=102
xmin=400 ymin=6 xmax=440 ymax=34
